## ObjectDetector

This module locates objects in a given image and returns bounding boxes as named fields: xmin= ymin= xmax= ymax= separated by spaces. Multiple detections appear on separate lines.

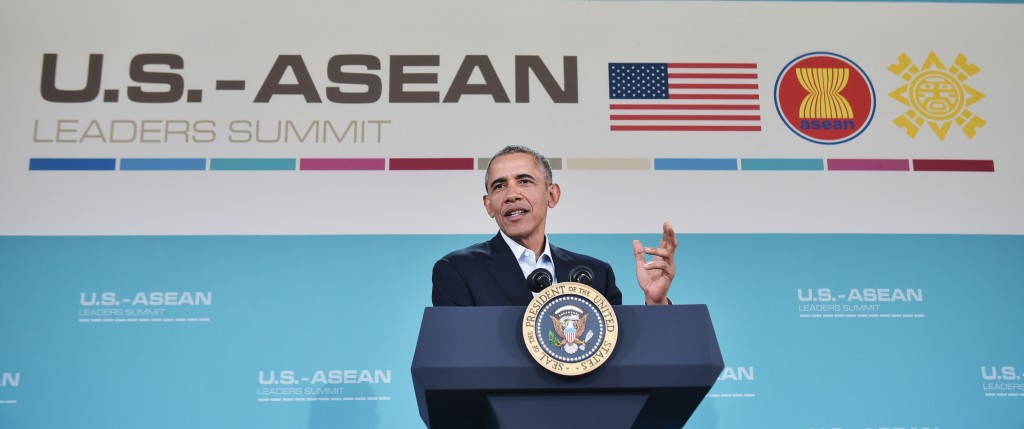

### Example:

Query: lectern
xmin=411 ymin=305 xmax=723 ymax=428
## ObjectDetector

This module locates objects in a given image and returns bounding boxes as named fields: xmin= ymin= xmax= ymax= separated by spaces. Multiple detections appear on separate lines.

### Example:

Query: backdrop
xmin=2 ymin=0 xmax=1022 ymax=428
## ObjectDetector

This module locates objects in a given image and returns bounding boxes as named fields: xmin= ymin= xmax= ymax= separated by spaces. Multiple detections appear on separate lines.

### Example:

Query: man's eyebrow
xmin=488 ymin=173 xmax=536 ymax=190
xmin=488 ymin=177 xmax=508 ymax=189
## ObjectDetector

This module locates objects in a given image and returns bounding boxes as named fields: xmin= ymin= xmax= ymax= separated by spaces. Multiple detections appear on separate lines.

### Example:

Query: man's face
xmin=482 ymin=153 xmax=561 ymax=247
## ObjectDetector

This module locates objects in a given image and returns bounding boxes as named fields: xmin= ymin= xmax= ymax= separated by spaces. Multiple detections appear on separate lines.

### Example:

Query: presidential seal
xmin=522 ymin=282 xmax=618 ymax=376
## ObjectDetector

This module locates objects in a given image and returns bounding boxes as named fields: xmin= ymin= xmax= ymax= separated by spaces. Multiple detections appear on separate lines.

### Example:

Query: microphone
xmin=568 ymin=266 xmax=595 ymax=285
xmin=527 ymin=268 xmax=553 ymax=293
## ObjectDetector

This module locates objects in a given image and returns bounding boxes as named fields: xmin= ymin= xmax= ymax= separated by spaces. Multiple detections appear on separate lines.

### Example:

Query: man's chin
xmin=498 ymin=225 xmax=529 ymax=240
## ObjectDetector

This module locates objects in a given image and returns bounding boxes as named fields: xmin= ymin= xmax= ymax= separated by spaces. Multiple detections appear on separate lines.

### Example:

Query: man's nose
xmin=504 ymin=184 xmax=523 ymax=201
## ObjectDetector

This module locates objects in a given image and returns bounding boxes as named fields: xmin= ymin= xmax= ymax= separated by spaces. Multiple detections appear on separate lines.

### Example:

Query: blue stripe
xmin=120 ymin=158 xmax=207 ymax=171
xmin=655 ymin=158 xmax=738 ymax=171
xmin=741 ymin=158 xmax=824 ymax=171
xmin=29 ymin=158 xmax=116 ymax=171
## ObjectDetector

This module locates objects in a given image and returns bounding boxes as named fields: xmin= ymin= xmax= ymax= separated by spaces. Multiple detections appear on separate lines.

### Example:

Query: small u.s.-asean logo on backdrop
xmin=774 ymin=52 xmax=875 ymax=145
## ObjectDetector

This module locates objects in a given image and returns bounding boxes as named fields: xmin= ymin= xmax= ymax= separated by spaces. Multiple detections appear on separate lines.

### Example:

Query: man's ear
xmin=483 ymin=194 xmax=495 ymax=218
xmin=547 ymin=183 xmax=561 ymax=208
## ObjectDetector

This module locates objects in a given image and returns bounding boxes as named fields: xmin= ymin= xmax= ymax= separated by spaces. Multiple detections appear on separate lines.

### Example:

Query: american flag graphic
xmin=608 ymin=62 xmax=762 ymax=132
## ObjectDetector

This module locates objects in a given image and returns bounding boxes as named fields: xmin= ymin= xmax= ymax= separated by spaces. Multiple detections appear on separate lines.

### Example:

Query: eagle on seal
xmin=549 ymin=313 xmax=588 ymax=347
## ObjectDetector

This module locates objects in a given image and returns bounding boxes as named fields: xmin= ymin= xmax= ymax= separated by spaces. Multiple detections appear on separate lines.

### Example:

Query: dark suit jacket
xmin=432 ymin=233 xmax=623 ymax=306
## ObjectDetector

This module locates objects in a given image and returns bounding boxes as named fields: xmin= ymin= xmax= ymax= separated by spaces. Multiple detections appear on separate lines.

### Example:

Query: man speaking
xmin=432 ymin=145 xmax=677 ymax=306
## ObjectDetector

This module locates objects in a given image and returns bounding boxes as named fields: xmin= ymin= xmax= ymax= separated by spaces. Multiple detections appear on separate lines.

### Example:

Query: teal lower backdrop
xmin=1 ymin=234 xmax=1022 ymax=428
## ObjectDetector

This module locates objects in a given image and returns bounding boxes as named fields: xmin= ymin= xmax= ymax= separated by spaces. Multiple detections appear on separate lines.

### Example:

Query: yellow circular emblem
xmin=522 ymin=282 xmax=619 ymax=376
xmin=910 ymin=70 xmax=964 ymax=121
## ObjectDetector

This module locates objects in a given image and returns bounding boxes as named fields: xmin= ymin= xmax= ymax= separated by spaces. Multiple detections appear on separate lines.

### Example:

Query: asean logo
xmin=522 ymin=282 xmax=618 ymax=376
xmin=775 ymin=52 xmax=876 ymax=144
xmin=889 ymin=52 xmax=985 ymax=140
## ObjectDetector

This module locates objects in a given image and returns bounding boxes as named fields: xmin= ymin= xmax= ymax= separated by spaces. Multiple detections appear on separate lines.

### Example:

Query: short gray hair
xmin=484 ymin=145 xmax=553 ymax=190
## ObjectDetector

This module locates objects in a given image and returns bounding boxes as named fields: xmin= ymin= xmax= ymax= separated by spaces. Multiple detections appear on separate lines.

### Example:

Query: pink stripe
xmin=827 ymin=159 xmax=910 ymax=171
xmin=300 ymin=158 xmax=385 ymax=171
xmin=389 ymin=158 xmax=475 ymax=170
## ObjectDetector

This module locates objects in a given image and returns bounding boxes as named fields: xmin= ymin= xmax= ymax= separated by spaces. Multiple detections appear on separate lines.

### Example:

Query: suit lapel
xmin=486 ymin=233 xmax=534 ymax=305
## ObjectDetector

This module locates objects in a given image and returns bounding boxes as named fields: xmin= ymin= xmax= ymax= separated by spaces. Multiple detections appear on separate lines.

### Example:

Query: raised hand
xmin=633 ymin=222 xmax=677 ymax=305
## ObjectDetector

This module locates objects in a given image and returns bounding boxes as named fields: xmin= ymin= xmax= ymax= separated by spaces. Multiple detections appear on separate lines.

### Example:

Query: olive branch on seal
xmin=547 ymin=331 xmax=561 ymax=347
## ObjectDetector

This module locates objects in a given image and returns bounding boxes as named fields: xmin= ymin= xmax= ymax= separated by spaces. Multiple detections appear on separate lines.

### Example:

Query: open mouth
xmin=504 ymin=208 xmax=528 ymax=218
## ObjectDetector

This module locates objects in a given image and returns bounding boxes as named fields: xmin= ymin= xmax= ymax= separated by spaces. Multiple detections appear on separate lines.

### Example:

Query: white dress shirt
xmin=498 ymin=230 xmax=556 ymax=296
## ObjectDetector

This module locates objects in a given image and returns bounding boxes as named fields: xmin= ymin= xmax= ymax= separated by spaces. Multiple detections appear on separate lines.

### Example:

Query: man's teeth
xmin=507 ymin=210 xmax=525 ymax=216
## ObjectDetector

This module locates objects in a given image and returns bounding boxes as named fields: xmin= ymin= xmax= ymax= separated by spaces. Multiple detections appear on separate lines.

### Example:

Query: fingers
xmin=647 ymin=222 xmax=677 ymax=259
xmin=641 ymin=260 xmax=675 ymax=278
xmin=637 ymin=222 xmax=678 ymax=262
xmin=641 ymin=260 xmax=673 ymax=270
xmin=643 ymin=246 xmax=673 ymax=260
xmin=633 ymin=240 xmax=647 ymax=265
xmin=660 ymin=221 xmax=678 ymax=251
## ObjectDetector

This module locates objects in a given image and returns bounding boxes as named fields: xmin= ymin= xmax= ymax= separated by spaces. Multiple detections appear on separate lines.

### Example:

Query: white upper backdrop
xmin=2 ymin=0 xmax=1022 ymax=235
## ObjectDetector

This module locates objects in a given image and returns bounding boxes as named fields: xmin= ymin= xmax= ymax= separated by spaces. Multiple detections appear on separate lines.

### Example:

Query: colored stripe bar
xmin=567 ymin=158 xmax=650 ymax=170
xmin=741 ymin=159 xmax=824 ymax=171
xmin=300 ymin=158 xmax=385 ymax=171
xmin=389 ymin=158 xmax=474 ymax=170
xmin=827 ymin=159 xmax=910 ymax=171
xmin=210 ymin=158 xmax=295 ymax=171
xmin=120 ymin=158 xmax=206 ymax=171
xmin=29 ymin=158 xmax=115 ymax=171
xmin=913 ymin=159 xmax=994 ymax=172
xmin=655 ymin=158 xmax=738 ymax=171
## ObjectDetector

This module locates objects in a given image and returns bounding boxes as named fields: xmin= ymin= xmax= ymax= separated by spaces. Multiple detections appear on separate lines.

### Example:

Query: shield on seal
xmin=564 ymin=321 xmax=577 ymax=344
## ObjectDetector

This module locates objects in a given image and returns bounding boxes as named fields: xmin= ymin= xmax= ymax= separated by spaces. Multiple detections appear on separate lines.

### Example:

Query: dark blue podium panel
xmin=411 ymin=305 xmax=723 ymax=429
